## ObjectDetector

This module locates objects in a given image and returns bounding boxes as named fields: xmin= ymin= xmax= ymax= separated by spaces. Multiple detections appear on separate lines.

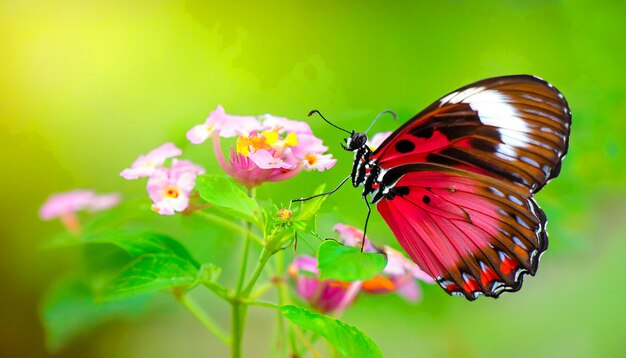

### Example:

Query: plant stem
xmin=231 ymin=187 xmax=256 ymax=358
xmin=242 ymin=248 xmax=271 ymax=296
xmin=274 ymin=250 xmax=298 ymax=356
xmin=231 ymin=303 xmax=243 ymax=358
xmin=177 ymin=293 xmax=230 ymax=345
xmin=195 ymin=211 xmax=263 ymax=244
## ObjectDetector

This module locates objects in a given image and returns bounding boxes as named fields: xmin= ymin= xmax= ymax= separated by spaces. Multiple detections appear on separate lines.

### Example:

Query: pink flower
xmin=146 ymin=159 xmax=205 ymax=215
xmin=367 ymin=131 xmax=392 ymax=151
xmin=261 ymin=114 xmax=313 ymax=134
xmin=248 ymin=149 xmax=294 ymax=169
xmin=40 ymin=190 xmax=121 ymax=220
xmin=334 ymin=222 xmax=433 ymax=301
xmin=332 ymin=223 xmax=375 ymax=252
xmin=288 ymin=256 xmax=361 ymax=315
xmin=120 ymin=143 xmax=182 ymax=180
xmin=372 ymin=246 xmax=435 ymax=301
xmin=188 ymin=106 xmax=336 ymax=188
xmin=39 ymin=190 xmax=121 ymax=233
xmin=302 ymin=153 xmax=337 ymax=172
xmin=186 ymin=105 xmax=261 ymax=144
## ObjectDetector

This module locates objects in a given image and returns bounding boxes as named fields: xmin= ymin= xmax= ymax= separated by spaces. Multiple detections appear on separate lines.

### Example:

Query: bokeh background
xmin=2 ymin=0 xmax=625 ymax=357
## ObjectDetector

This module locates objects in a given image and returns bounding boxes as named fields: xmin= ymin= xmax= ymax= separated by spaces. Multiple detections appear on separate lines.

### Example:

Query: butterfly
xmin=302 ymin=75 xmax=571 ymax=300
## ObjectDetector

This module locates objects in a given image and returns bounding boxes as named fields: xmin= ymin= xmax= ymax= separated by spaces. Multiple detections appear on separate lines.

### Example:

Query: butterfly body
xmin=343 ymin=75 xmax=571 ymax=300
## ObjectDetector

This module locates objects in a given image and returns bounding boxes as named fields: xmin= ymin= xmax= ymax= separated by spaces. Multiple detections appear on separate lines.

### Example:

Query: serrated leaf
xmin=195 ymin=175 xmax=261 ymax=225
xmin=317 ymin=240 xmax=387 ymax=281
xmin=280 ymin=305 xmax=382 ymax=358
xmin=102 ymin=253 xmax=198 ymax=300
xmin=41 ymin=277 xmax=151 ymax=352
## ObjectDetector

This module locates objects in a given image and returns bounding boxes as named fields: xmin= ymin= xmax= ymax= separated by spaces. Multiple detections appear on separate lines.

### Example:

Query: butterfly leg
xmin=291 ymin=175 xmax=350 ymax=203
xmin=361 ymin=196 xmax=371 ymax=252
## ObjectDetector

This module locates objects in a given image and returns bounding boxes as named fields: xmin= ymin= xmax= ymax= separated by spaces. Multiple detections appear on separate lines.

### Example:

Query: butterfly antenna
xmin=308 ymin=110 xmax=352 ymax=135
xmin=364 ymin=110 xmax=397 ymax=134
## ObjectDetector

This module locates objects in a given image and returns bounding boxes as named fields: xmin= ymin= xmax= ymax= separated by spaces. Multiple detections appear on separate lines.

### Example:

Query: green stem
xmin=235 ymin=220 xmax=253 ymax=295
xmin=231 ymin=303 xmax=243 ymax=358
xmin=245 ymin=300 xmax=279 ymax=310
xmin=274 ymin=250 xmax=298 ymax=356
xmin=177 ymin=293 xmax=230 ymax=346
xmin=231 ymin=187 xmax=256 ymax=358
xmin=242 ymin=248 xmax=271 ymax=296
xmin=195 ymin=211 xmax=263 ymax=245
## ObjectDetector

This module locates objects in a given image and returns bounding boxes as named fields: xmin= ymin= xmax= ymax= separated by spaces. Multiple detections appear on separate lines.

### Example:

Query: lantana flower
xmin=121 ymin=143 xmax=205 ymax=215
xmin=186 ymin=105 xmax=336 ymax=188
xmin=39 ymin=190 xmax=121 ymax=233
xmin=147 ymin=160 xmax=205 ymax=215
xmin=120 ymin=142 xmax=182 ymax=180
xmin=288 ymin=256 xmax=361 ymax=315
xmin=186 ymin=105 xmax=261 ymax=143
xmin=333 ymin=223 xmax=434 ymax=302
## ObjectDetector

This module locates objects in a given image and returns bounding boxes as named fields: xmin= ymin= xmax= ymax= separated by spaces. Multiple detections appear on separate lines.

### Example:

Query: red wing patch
xmin=376 ymin=164 xmax=547 ymax=300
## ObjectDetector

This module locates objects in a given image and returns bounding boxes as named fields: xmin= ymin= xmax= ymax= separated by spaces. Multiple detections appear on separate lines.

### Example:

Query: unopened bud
xmin=276 ymin=208 xmax=292 ymax=222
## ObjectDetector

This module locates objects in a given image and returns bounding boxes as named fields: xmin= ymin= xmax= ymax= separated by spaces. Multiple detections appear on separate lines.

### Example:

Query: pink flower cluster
xmin=187 ymin=105 xmax=336 ymax=188
xmin=289 ymin=223 xmax=433 ymax=315
xmin=39 ymin=190 xmax=121 ymax=233
xmin=42 ymin=106 xmax=336 ymax=220
xmin=120 ymin=143 xmax=205 ymax=215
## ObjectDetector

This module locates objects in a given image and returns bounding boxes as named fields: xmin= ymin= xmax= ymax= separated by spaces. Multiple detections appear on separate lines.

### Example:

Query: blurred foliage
xmin=1 ymin=0 xmax=625 ymax=357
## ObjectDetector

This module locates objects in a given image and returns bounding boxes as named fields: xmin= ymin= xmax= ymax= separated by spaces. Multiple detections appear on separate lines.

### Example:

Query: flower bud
xmin=276 ymin=208 xmax=293 ymax=223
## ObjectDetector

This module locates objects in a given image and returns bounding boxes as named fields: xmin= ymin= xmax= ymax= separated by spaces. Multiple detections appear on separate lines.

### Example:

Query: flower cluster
xmin=289 ymin=223 xmax=433 ymax=315
xmin=120 ymin=143 xmax=205 ymax=215
xmin=43 ymin=106 xmax=336 ymax=220
xmin=187 ymin=105 xmax=336 ymax=188
xmin=39 ymin=190 xmax=121 ymax=233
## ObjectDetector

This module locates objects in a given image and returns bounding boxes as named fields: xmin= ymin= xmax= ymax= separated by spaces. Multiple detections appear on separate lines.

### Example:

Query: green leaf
xmin=47 ymin=230 xmax=200 ymax=268
xmin=195 ymin=174 xmax=261 ymax=225
xmin=101 ymin=253 xmax=198 ymax=300
xmin=41 ymin=276 xmax=151 ymax=352
xmin=197 ymin=262 xmax=222 ymax=284
xmin=294 ymin=184 xmax=327 ymax=222
xmin=197 ymin=263 xmax=230 ymax=300
xmin=280 ymin=305 xmax=382 ymax=358
xmin=317 ymin=240 xmax=387 ymax=281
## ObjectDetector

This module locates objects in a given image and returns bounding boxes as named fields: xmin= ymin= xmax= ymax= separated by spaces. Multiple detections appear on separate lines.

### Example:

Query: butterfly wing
xmin=376 ymin=164 xmax=547 ymax=300
xmin=371 ymin=75 xmax=571 ymax=193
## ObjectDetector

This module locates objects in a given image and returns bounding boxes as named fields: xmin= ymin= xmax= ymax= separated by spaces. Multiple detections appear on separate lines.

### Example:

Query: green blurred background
xmin=2 ymin=0 xmax=625 ymax=357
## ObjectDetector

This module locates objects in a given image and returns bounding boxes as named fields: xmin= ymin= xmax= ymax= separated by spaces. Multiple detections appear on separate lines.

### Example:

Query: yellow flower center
xmin=236 ymin=135 xmax=269 ymax=156
xmin=304 ymin=153 xmax=318 ymax=166
xmin=164 ymin=186 xmax=179 ymax=198
xmin=261 ymin=130 xmax=279 ymax=145
xmin=235 ymin=130 xmax=299 ymax=156
xmin=283 ymin=132 xmax=298 ymax=147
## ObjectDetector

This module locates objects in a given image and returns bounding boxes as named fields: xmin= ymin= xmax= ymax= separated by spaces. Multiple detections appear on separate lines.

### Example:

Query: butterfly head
xmin=342 ymin=131 xmax=368 ymax=151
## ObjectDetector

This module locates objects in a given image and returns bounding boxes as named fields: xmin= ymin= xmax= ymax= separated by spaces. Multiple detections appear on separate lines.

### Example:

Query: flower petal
xmin=261 ymin=114 xmax=312 ymax=134
xmin=248 ymin=149 xmax=294 ymax=169
xmin=186 ymin=123 xmax=213 ymax=144
xmin=367 ymin=131 xmax=393 ymax=151
xmin=120 ymin=142 xmax=182 ymax=180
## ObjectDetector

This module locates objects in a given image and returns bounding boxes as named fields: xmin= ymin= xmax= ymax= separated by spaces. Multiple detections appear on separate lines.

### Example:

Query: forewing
xmin=376 ymin=164 xmax=547 ymax=300
xmin=371 ymin=75 xmax=571 ymax=193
